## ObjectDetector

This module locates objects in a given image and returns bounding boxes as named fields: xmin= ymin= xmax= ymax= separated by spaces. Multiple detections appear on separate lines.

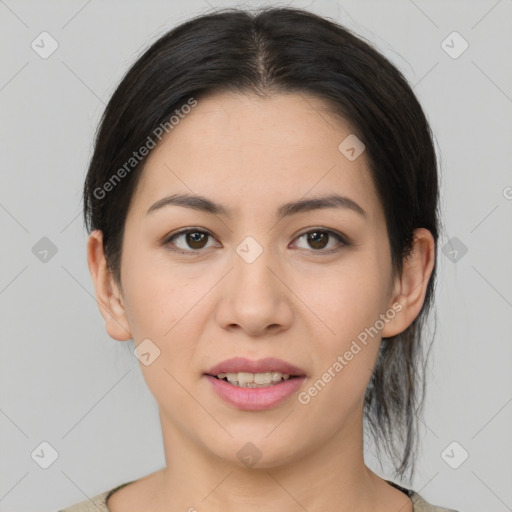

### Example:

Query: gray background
xmin=1 ymin=0 xmax=511 ymax=511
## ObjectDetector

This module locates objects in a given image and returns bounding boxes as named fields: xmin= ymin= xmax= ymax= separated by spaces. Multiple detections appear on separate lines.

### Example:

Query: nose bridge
xmin=215 ymin=232 xmax=293 ymax=335
xmin=232 ymin=233 xmax=280 ymax=300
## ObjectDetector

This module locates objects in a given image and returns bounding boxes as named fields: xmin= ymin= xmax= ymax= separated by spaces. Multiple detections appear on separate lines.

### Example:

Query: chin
xmin=202 ymin=427 xmax=309 ymax=470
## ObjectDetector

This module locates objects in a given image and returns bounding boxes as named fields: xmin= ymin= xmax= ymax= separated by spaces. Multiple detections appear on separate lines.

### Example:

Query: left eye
xmin=292 ymin=229 xmax=348 ymax=253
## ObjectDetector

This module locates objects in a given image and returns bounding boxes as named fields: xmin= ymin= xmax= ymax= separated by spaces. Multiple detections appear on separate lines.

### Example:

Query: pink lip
xmin=206 ymin=357 xmax=306 ymax=376
xmin=204 ymin=374 xmax=306 ymax=411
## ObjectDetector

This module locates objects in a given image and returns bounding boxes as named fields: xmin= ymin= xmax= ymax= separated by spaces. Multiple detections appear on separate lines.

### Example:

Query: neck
xmin=151 ymin=408 xmax=387 ymax=512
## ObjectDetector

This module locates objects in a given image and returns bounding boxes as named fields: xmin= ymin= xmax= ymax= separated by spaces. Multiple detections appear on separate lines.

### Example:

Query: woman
xmin=60 ymin=7 xmax=458 ymax=512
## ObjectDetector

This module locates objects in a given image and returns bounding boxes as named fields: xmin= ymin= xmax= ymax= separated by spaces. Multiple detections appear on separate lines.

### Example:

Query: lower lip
xmin=204 ymin=375 xmax=306 ymax=411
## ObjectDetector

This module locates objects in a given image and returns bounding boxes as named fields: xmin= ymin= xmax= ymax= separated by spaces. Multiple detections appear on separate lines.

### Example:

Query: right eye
xmin=163 ymin=228 xmax=221 ymax=254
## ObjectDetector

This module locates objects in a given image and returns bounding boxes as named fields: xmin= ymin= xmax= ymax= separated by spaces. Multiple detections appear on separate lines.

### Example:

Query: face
xmin=95 ymin=91 xmax=410 ymax=468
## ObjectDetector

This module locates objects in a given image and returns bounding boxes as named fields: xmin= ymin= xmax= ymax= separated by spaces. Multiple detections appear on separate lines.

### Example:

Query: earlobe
xmin=381 ymin=228 xmax=436 ymax=338
xmin=86 ymin=230 xmax=132 ymax=341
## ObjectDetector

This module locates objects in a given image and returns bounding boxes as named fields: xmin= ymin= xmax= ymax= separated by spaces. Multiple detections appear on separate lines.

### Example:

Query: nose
xmin=214 ymin=245 xmax=294 ymax=337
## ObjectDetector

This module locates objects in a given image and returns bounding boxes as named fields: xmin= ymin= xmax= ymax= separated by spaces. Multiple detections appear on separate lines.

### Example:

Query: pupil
xmin=308 ymin=231 xmax=327 ymax=249
xmin=188 ymin=232 xmax=206 ymax=248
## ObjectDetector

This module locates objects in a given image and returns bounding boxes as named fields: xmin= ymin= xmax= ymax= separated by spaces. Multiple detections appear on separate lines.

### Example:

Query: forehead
xmin=129 ymin=91 xmax=382 ymax=225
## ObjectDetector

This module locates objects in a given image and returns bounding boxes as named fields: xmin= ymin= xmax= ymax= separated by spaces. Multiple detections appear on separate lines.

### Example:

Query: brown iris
xmin=306 ymin=230 xmax=329 ymax=250
xmin=186 ymin=231 xmax=208 ymax=249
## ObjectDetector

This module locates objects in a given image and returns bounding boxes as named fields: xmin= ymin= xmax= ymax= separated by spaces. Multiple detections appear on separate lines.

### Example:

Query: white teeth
xmin=215 ymin=371 xmax=292 ymax=387
xmin=254 ymin=372 xmax=272 ymax=384
xmin=237 ymin=372 xmax=254 ymax=386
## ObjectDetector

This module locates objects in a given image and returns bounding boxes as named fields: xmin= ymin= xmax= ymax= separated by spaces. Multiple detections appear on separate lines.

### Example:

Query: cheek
xmin=296 ymin=256 xmax=388 ymax=405
xmin=298 ymin=269 xmax=384 ymax=422
xmin=121 ymin=261 xmax=205 ymax=407
xmin=120 ymin=247 xmax=196 ymax=340
xmin=304 ymin=260 xmax=387 ymax=342
xmin=120 ymin=250 xmax=213 ymax=386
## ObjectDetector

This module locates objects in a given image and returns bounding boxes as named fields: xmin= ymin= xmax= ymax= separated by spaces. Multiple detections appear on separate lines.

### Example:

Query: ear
xmin=381 ymin=228 xmax=436 ymax=338
xmin=86 ymin=229 xmax=132 ymax=341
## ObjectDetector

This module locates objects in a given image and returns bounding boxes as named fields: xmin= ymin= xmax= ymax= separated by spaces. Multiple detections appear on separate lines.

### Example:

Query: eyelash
xmin=162 ymin=227 xmax=350 ymax=255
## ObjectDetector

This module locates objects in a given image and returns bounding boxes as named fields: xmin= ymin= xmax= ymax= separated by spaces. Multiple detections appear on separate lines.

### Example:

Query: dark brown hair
xmin=83 ymin=7 xmax=440 ymax=481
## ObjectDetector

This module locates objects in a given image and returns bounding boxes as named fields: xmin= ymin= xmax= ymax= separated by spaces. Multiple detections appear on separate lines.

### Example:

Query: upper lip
xmin=206 ymin=357 xmax=306 ymax=376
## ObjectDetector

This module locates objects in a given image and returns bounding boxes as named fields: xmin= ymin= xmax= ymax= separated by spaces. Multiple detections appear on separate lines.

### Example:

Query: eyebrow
xmin=146 ymin=193 xmax=367 ymax=219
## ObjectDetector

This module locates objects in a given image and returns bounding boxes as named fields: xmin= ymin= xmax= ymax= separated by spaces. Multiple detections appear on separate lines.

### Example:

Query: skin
xmin=87 ymin=91 xmax=435 ymax=512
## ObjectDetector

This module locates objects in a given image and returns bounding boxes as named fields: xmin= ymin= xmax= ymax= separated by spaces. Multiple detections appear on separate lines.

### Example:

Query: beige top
xmin=58 ymin=480 xmax=459 ymax=512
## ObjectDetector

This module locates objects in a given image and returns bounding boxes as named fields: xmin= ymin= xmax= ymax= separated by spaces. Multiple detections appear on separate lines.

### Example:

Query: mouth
xmin=205 ymin=356 xmax=307 ymax=389
xmin=203 ymin=359 xmax=307 ymax=411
